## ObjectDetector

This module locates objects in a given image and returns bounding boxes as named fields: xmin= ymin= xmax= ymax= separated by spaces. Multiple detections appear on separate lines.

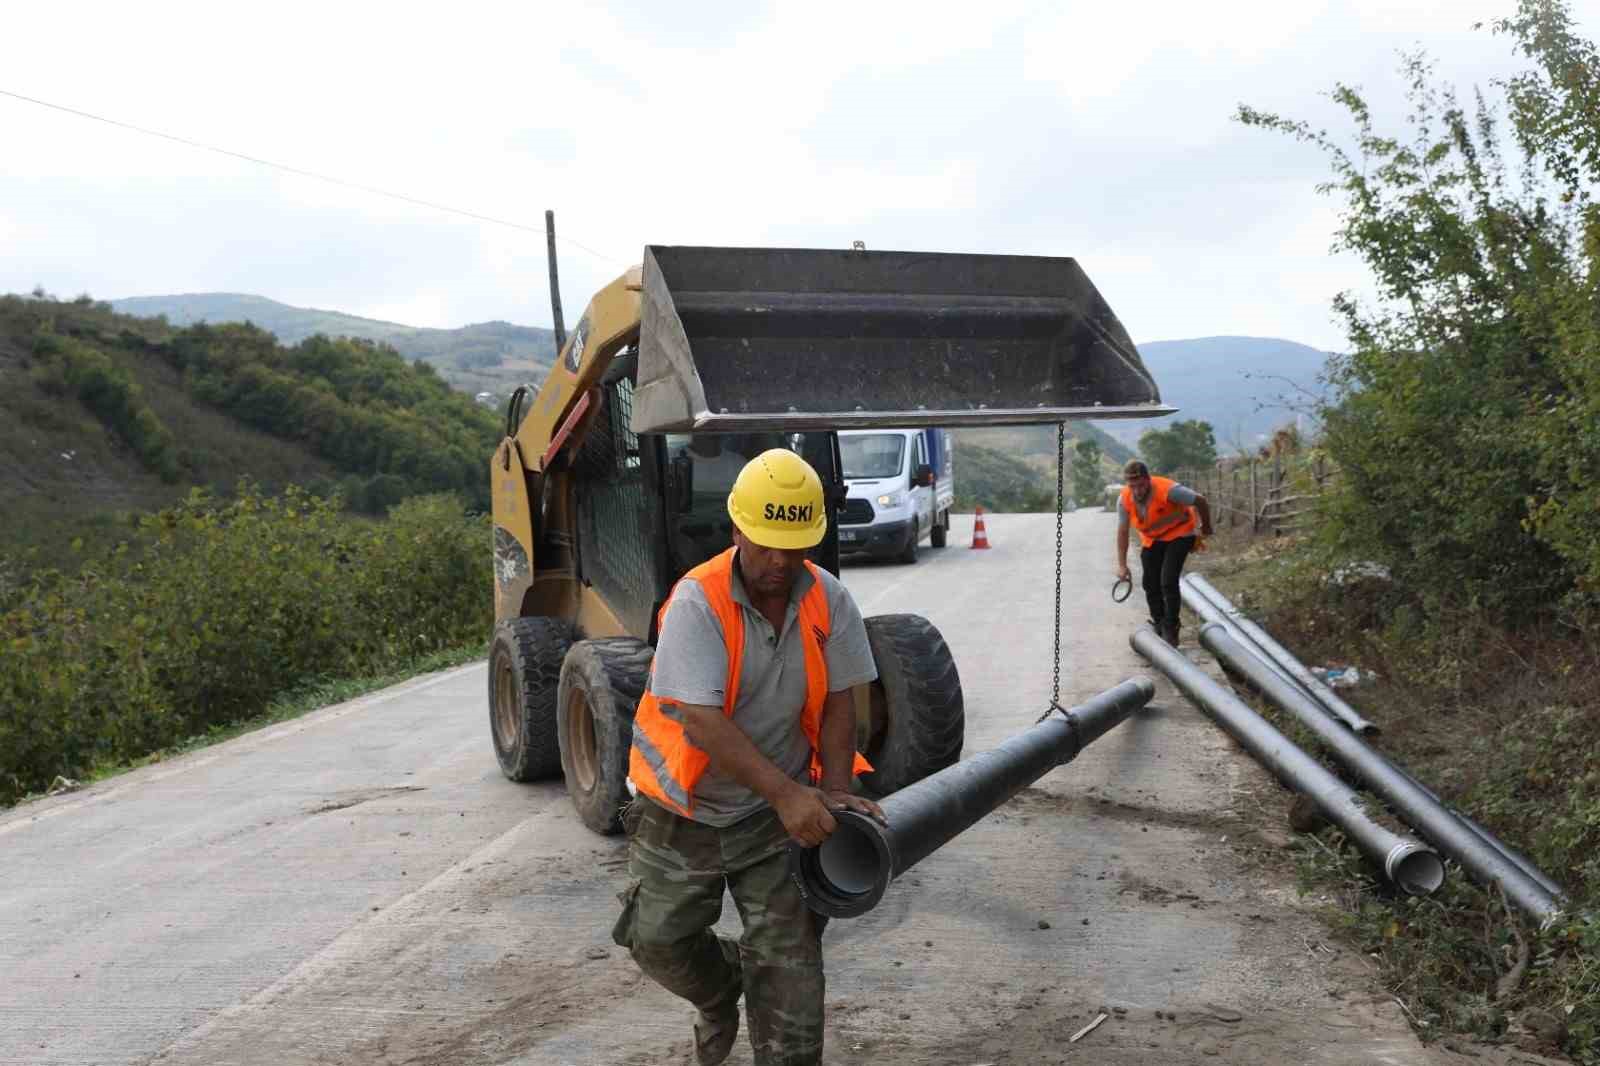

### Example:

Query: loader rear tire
xmin=860 ymin=614 xmax=964 ymax=796
xmin=489 ymin=616 xmax=574 ymax=782
xmin=558 ymin=638 xmax=653 ymax=835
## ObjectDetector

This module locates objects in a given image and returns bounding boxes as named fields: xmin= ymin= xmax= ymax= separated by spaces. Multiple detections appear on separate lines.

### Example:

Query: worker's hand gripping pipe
xmin=1131 ymin=628 xmax=1446 ymax=898
xmin=789 ymin=678 xmax=1156 ymax=919
xmin=1196 ymin=622 xmax=1566 ymax=926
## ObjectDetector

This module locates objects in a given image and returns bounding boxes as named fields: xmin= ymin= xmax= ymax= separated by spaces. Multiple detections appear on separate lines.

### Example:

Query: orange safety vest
xmin=628 ymin=548 xmax=873 ymax=818
xmin=1122 ymin=476 xmax=1198 ymax=549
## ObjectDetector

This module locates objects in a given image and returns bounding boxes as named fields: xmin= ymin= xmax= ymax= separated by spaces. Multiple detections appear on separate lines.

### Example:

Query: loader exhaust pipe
xmin=790 ymin=678 xmax=1156 ymax=918
xmin=1132 ymin=629 xmax=1444 ymax=897
xmin=1197 ymin=623 xmax=1565 ymax=925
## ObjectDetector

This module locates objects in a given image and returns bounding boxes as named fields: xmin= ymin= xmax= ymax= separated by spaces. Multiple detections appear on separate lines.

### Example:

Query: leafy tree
xmin=1237 ymin=0 xmax=1599 ymax=616
xmin=1138 ymin=419 xmax=1216 ymax=475
xmin=1070 ymin=439 xmax=1104 ymax=507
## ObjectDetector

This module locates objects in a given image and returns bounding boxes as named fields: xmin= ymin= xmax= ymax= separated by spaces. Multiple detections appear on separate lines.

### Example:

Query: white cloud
xmin=2 ymin=0 xmax=1593 ymax=353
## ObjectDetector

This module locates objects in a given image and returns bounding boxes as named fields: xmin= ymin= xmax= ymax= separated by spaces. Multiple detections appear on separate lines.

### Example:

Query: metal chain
xmin=1043 ymin=421 xmax=1067 ymax=721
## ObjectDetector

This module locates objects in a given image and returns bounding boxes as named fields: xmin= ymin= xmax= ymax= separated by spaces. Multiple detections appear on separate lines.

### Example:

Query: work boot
xmin=1163 ymin=621 xmax=1181 ymax=647
xmin=693 ymin=1004 xmax=740 ymax=1066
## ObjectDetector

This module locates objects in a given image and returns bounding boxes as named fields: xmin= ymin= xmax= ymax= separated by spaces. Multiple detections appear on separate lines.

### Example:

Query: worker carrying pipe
xmin=613 ymin=449 xmax=882 ymax=1066
xmin=1114 ymin=460 xmax=1214 ymax=647
xmin=789 ymin=678 xmax=1156 ymax=918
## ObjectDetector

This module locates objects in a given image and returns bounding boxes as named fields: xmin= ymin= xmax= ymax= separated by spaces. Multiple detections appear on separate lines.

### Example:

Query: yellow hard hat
xmin=727 ymin=449 xmax=827 ymax=550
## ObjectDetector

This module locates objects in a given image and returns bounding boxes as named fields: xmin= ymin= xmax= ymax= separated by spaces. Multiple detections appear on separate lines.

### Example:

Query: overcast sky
xmin=4 ymin=0 xmax=1591 ymax=351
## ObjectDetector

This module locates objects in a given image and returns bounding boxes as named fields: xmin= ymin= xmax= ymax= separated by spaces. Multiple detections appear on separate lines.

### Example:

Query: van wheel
xmin=558 ymin=638 xmax=653 ymax=835
xmin=897 ymin=524 xmax=919 ymax=564
xmin=930 ymin=515 xmax=948 ymax=548
xmin=489 ymin=617 xmax=574 ymax=781
xmin=860 ymin=614 xmax=964 ymax=795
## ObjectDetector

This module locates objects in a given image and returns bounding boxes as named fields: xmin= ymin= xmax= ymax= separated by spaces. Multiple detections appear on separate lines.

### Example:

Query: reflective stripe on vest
xmin=628 ymin=547 xmax=873 ymax=818
xmin=1121 ymin=476 xmax=1198 ymax=549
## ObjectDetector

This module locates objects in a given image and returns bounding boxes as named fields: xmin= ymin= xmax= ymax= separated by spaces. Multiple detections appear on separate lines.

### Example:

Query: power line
xmin=0 ymin=87 xmax=629 ymax=267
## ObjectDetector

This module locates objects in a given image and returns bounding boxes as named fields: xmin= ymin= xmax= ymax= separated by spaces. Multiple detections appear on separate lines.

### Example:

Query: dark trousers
xmin=1141 ymin=534 xmax=1196 ymax=631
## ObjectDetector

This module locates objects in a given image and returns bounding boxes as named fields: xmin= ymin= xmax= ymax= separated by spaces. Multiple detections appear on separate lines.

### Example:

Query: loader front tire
xmin=860 ymin=613 xmax=964 ymax=796
xmin=489 ymin=616 xmax=574 ymax=782
xmin=558 ymin=638 xmax=653 ymax=835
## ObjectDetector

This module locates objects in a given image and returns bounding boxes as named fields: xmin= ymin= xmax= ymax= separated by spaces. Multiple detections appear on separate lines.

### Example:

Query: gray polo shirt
xmin=1119 ymin=481 xmax=1198 ymax=534
xmin=645 ymin=554 xmax=878 ymax=826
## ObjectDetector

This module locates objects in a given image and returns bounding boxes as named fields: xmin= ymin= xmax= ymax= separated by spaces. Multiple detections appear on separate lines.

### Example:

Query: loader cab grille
xmin=574 ymin=371 xmax=657 ymax=636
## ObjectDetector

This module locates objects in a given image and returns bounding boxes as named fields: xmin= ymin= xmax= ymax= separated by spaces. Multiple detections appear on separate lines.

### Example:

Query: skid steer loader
xmin=488 ymin=245 xmax=1169 ymax=835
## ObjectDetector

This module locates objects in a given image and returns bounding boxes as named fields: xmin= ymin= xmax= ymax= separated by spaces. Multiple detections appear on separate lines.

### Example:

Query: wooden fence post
xmin=1271 ymin=451 xmax=1283 ymax=535
xmin=1249 ymin=458 xmax=1258 ymax=533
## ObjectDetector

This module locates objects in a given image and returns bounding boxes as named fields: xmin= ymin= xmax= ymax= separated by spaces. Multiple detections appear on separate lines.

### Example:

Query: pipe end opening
xmin=1389 ymin=845 xmax=1445 ymax=895
xmin=787 ymin=810 xmax=892 ymax=918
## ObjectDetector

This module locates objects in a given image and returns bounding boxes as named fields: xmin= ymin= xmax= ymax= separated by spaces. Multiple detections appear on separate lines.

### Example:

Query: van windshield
xmin=840 ymin=434 xmax=905 ymax=479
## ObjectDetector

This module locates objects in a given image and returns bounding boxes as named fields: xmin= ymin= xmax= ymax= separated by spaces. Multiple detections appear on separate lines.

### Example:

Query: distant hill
xmin=110 ymin=293 xmax=556 ymax=400
xmin=2 ymin=295 xmax=501 ymax=571
xmin=1091 ymin=336 xmax=1331 ymax=455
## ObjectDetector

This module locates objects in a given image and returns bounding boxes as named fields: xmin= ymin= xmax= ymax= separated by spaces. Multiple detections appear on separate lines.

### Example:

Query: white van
xmin=836 ymin=428 xmax=955 ymax=563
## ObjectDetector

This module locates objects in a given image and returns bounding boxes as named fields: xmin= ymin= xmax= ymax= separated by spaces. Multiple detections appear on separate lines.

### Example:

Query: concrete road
xmin=0 ymin=512 xmax=1529 ymax=1065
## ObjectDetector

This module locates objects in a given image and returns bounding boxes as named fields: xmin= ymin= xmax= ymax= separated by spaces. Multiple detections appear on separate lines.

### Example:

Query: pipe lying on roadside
xmin=1131 ymin=628 xmax=1444 ymax=898
xmin=1197 ymin=623 xmax=1565 ymax=926
xmin=1181 ymin=574 xmax=1379 ymax=736
xmin=1181 ymin=574 xmax=1565 ymax=903
xmin=790 ymin=678 xmax=1156 ymax=918
xmin=1375 ymin=753 xmax=1567 ymax=902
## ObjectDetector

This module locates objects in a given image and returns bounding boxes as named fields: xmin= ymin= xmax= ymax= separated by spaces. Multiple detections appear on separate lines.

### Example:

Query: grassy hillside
xmin=1091 ymin=336 xmax=1330 ymax=453
xmin=952 ymin=442 xmax=1055 ymax=512
xmin=110 ymin=293 xmax=556 ymax=400
xmin=1 ymin=294 xmax=500 ymax=572
xmin=955 ymin=424 xmax=1127 ymax=510
xmin=1 ymin=297 xmax=341 ymax=570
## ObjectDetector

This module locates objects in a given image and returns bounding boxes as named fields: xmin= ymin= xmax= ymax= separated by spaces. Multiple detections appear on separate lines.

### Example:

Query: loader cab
xmin=659 ymin=430 xmax=843 ymax=580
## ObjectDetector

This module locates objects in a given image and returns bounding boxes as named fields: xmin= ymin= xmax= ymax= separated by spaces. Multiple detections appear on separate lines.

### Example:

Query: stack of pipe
xmin=1131 ymin=629 xmax=1444 ymax=897
xmin=1175 ymin=574 xmax=1566 ymax=927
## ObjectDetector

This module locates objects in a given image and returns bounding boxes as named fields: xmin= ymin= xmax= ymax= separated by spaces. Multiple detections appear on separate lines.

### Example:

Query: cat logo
xmin=762 ymin=502 xmax=814 ymax=524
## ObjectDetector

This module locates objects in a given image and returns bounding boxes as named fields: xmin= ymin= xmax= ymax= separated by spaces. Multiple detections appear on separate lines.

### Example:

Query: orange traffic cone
xmin=971 ymin=506 xmax=991 ymax=549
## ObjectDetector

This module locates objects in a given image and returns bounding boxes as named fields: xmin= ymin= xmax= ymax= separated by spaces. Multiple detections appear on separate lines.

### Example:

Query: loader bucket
xmin=630 ymin=245 xmax=1173 ymax=434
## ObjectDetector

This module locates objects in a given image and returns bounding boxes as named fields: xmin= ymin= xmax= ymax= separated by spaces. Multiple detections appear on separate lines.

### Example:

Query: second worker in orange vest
xmin=1115 ymin=459 xmax=1214 ymax=646
xmin=614 ymin=448 xmax=883 ymax=1066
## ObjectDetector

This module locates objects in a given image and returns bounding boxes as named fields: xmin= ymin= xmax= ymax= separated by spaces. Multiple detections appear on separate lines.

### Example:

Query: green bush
xmin=1237 ymin=1 xmax=1600 ymax=622
xmin=31 ymin=330 xmax=181 ymax=482
xmin=0 ymin=485 xmax=491 ymax=804
xmin=164 ymin=324 xmax=499 ymax=511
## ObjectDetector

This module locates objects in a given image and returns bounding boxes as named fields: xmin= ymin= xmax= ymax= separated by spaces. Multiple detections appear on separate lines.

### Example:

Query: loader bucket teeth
xmin=630 ymin=245 xmax=1173 ymax=434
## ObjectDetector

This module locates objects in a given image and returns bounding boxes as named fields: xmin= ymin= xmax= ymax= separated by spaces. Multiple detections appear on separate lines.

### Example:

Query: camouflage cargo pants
xmin=612 ymin=796 xmax=828 ymax=1066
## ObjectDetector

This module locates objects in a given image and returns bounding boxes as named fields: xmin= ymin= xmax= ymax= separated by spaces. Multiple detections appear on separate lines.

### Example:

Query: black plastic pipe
xmin=1197 ymin=623 xmax=1564 ymax=925
xmin=1132 ymin=628 xmax=1444 ymax=897
xmin=789 ymin=678 xmax=1156 ymax=918
xmin=1181 ymin=574 xmax=1378 ymax=735
xmin=1181 ymin=574 xmax=1565 ymax=902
